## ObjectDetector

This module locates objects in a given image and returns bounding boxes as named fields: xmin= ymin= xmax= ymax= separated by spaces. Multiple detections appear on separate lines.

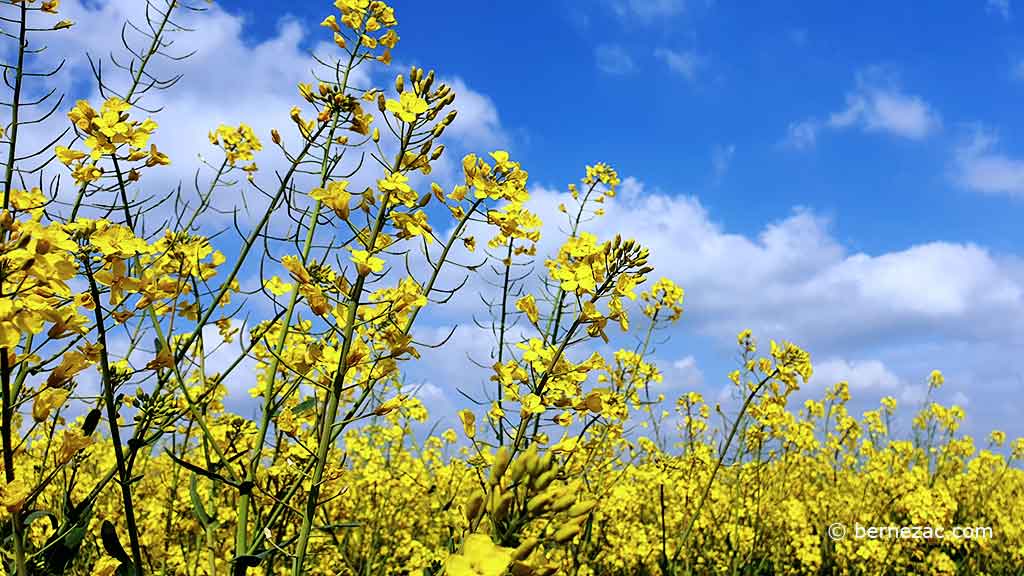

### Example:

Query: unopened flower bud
xmin=508 ymin=457 xmax=528 ymax=485
xmin=550 ymin=493 xmax=576 ymax=514
xmin=567 ymin=499 xmax=597 ymax=518
xmin=532 ymin=470 xmax=556 ymax=492
xmin=552 ymin=524 xmax=580 ymax=544
xmin=526 ymin=492 xmax=551 ymax=515
xmin=490 ymin=446 xmax=512 ymax=486
xmin=509 ymin=561 xmax=534 ymax=576
xmin=493 ymin=492 xmax=514 ymax=522
xmin=513 ymin=538 xmax=539 ymax=561
xmin=465 ymin=492 xmax=484 ymax=523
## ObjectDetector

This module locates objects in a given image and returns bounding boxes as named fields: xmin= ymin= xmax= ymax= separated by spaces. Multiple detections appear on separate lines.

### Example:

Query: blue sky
xmin=32 ymin=0 xmax=1024 ymax=442
xmin=212 ymin=0 xmax=1024 ymax=253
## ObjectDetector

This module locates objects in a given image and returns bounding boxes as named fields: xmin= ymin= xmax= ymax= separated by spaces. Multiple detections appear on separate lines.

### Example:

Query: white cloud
xmin=807 ymin=358 xmax=904 ymax=392
xmin=438 ymin=77 xmax=508 ymax=150
xmin=953 ymin=126 xmax=1024 ymax=197
xmin=654 ymin=48 xmax=700 ymax=81
xmin=515 ymin=179 xmax=1024 ymax=354
xmin=827 ymin=71 xmax=940 ymax=139
xmin=669 ymin=355 xmax=705 ymax=389
xmin=595 ymin=44 xmax=635 ymax=75
xmin=785 ymin=68 xmax=940 ymax=148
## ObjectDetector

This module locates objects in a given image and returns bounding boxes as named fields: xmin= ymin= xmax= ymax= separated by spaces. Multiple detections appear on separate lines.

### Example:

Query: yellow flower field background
xmin=0 ymin=0 xmax=1022 ymax=575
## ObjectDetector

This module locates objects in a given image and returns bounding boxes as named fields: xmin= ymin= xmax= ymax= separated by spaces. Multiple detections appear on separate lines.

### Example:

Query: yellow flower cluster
xmin=209 ymin=123 xmax=262 ymax=175
xmin=57 ymin=98 xmax=168 ymax=185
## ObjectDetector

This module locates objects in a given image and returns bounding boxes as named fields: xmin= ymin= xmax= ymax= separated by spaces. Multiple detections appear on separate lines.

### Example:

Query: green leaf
xmin=189 ymin=472 xmax=213 ymax=527
xmin=23 ymin=509 xmax=57 ymax=531
xmin=291 ymin=397 xmax=316 ymax=414
xmin=232 ymin=555 xmax=263 ymax=568
xmin=101 ymin=520 xmax=130 ymax=563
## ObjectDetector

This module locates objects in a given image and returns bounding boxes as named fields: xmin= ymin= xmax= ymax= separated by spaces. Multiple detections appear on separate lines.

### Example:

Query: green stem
xmin=235 ymin=49 xmax=356 ymax=561
xmin=669 ymin=368 xmax=779 ymax=568
xmin=290 ymin=112 xmax=413 ymax=575
xmin=84 ymin=258 xmax=146 ymax=575
xmin=495 ymin=238 xmax=514 ymax=444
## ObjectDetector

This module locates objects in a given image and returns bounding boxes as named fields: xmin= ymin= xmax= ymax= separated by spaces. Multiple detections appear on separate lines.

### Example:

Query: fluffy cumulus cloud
xmin=784 ymin=67 xmax=940 ymax=148
xmin=422 ymin=169 xmax=1024 ymax=363
xmin=546 ymin=179 xmax=1023 ymax=351
xmin=806 ymin=358 xmax=904 ymax=393
xmin=473 ymin=176 xmax=1023 ymax=437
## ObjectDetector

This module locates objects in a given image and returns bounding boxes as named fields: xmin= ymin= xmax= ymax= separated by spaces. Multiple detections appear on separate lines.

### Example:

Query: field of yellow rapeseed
xmin=0 ymin=0 xmax=1021 ymax=575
